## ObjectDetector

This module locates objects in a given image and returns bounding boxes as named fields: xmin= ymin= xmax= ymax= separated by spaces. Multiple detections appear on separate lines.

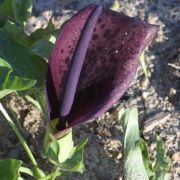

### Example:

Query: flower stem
xmin=38 ymin=168 xmax=61 ymax=180
xmin=0 ymin=103 xmax=45 ymax=178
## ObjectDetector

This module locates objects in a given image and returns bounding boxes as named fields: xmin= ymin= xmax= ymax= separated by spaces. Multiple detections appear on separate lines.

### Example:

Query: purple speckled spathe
xmin=46 ymin=5 xmax=96 ymax=122
xmin=46 ymin=4 xmax=158 ymax=131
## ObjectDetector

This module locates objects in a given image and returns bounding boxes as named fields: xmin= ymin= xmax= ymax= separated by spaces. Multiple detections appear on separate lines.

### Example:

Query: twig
xmin=168 ymin=63 xmax=180 ymax=70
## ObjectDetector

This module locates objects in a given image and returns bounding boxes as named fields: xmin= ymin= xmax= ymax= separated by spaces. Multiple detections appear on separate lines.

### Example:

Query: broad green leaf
xmin=1 ymin=71 xmax=36 ymax=90
xmin=120 ymin=108 xmax=149 ymax=180
xmin=0 ymin=66 xmax=10 ymax=84
xmin=0 ymin=74 xmax=36 ymax=99
xmin=124 ymin=143 xmax=149 ymax=180
xmin=0 ymin=89 xmax=14 ymax=99
xmin=19 ymin=166 xmax=34 ymax=177
xmin=0 ymin=30 xmax=47 ymax=87
xmin=0 ymin=0 xmax=32 ymax=26
xmin=153 ymin=135 xmax=171 ymax=180
xmin=2 ymin=20 xmax=31 ymax=46
xmin=0 ymin=159 xmax=22 ymax=180
xmin=139 ymin=138 xmax=155 ymax=179
xmin=30 ymin=19 xmax=58 ymax=43
xmin=0 ymin=66 xmax=36 ymax=99
xmin=120 ymin=108 xmax=171 ymax=180
xmin=0 ymin=0 xmax=14 ymax=26
xmin=62 ymin=139 xmax=88 ymax=174
xmin=44 ymin=129 xmax=74 ymax=165
xmin=45 ymin=133 xmax=60 ymax=164
xmin=12 ymin=0 xmax=32 ymax=25
xmin=121 ymin=108 xmax=140 ymax=155
xmin=0 ymin=56 xmax=12 ymax=69
xmin=30 ymin=28 xmax=48 ymax=43
xmin=31 ymin=40 xmax=54 ymax=61
xmin=140 ymin=51 xmax=148 ymax=78
xmin=58 ymin=129 xmax=74 ymax=163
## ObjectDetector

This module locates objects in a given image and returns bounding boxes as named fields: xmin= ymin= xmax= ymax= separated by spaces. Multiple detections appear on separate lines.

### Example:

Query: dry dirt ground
xmin=0 ymin=0 xmax=179 ymax=180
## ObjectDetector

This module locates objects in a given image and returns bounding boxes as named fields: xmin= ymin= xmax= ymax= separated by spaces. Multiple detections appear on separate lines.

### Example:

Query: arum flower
xmin=46 ymin=4 xmax=158 ymax=131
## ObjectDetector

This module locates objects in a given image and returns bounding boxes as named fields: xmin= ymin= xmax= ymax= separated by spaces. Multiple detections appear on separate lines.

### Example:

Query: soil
xmin=0 ymin=0 xmax=179 ymax=180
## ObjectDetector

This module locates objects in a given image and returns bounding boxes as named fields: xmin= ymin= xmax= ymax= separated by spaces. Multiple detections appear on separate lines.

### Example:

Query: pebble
xmin=117 ymin=152 xmax=122 ymax=160
xmin=142 ymin=91 xmax=148 ymax=99
xmin=172 ymin=152 xmax=180 ymax=164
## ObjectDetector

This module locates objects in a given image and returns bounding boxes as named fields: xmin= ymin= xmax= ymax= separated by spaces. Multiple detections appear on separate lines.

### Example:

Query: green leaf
xmin=44 ymin=129 xmax=74 ymax=165
xmin=124 ymin=143 xmax=149 ymax=180
xmin=0 ymin=89 xmax=14 ymax=99
xmin=0 ymin=65 xmax=36 ymax=99
xmin=0 ymin=0 xmax=4 ymax=3
xmin=45 ymin=133 xmax=60 ymax=164
xmin=12 ymin=0 xmax=32 ymax=25
xmin=2 ymin=20 xmax=31 ymax=46
xmin=31 ymin=40 xmax=54 ymax=61
xmin=153 ymin=135 xmax=171 ymax=180
xmin=120 ymin=108 xmax=171 ymax=180
xmin=19 ymin=166 xmax=34 ymax=177
xmin=0 ymin=30 xmax=47 ymax=87
xmin=30 ymin=19 xmax=58 ymax=44
xmin=0 ymin=0 xmax=32 ymax=26
xmin=0 ymin=0 xmax=14 ymax=26
xmin=58 ymin=129 xmax=74 ymax=163
xmin=1 ymin=72 xmax=36 ymax=90
xmin=139 ymin=138 xmax=155 ymax=179
xmin=44 ymin=131 xmax=87 ymax=174
xmin=121 ymin=108 xmax=140 ymax=155
xmin=120 ymin=108 xmax=149 ymax=180
xmin=0 ymin=159 xmax=22 ymax=180
xmin=61 ymin=139 xmax=88 ymax=174
xmin=140 ymin=51 xmax=148 ymax=78
xmin=0 ymin=56 xmax=12 ymax=69
xmin=0 ymin=74 xmax=36 ymax=99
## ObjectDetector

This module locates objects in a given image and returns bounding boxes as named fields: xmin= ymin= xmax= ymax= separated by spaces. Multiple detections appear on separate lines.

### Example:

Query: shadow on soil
xmin=143 ymin=1 xmax=180 ymax=111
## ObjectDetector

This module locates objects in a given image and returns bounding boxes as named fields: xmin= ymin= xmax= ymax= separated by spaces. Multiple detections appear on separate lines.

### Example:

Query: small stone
xmin=141 ymin=78 xmax=150 ymax=89
xmin=112 ymin=107 xmax=124 ymax=120
xmin=172 ymin=152 xmax=180 ymax=163
xmin=117 ymin=108 xmax=125 ymax=120
xmin=100 ymin=129 xmax=111 ymax=137
xmin=117 ymin=152 xmax=122 ymax=159
xmin=149 ymin=103 xmax=155 ymax=108
xmin=170 ymin=88 xmax=176 ymax=95
xmin=142 ymin=91 xmax=148 ymax=99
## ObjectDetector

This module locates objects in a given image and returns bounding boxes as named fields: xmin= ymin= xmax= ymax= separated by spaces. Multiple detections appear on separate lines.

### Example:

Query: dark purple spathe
xmin=46 ymin=4 xmax=158 ymax=131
